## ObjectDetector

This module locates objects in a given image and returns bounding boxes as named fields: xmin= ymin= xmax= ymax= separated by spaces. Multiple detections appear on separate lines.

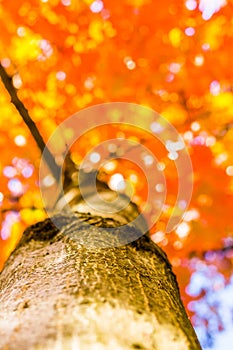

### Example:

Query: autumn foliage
xmin=0 ymin=0 xmax=233 ymax=348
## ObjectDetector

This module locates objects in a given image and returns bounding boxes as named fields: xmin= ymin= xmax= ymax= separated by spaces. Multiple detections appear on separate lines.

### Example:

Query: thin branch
xmin=0 ymin=64 xmax=60 ymax=182
xmin=189 ymin=244 xmax=233 ymax=260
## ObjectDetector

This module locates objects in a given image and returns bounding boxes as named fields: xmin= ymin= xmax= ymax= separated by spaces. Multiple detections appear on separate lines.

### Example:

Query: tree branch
xmin=0 ymin=64 xmax=60 ymax=182
xmin=189 ymin=244 xmax=233 ymax=260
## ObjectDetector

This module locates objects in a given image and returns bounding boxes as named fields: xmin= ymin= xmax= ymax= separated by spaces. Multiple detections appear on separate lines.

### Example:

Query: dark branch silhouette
xmin=0 ymin=64 xmax=60 ymax=182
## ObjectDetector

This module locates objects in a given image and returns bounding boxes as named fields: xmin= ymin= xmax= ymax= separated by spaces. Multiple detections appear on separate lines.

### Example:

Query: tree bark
xmin=0 ymin=208 xmax=201 ymax=349
xmin=0 ymin=64 xmax=201 ymax=349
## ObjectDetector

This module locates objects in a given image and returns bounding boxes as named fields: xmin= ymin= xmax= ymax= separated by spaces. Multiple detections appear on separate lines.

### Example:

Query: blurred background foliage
xmin=0 ymin=0 xmax=233 ymax=348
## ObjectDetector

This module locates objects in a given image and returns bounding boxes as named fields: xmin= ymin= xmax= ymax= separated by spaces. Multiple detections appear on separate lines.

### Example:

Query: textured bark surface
xmin=0 ymin=211 xmax=201 ymax=350
xmin=0 ymin=64 xmax=201 ymax=349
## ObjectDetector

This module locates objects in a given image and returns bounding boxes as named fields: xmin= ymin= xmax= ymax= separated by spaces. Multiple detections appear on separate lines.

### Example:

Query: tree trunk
xmin=0 ymin=64 xmax=201 ymax=349
xmin=0 ymin=187 xmax=201 ymax=350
